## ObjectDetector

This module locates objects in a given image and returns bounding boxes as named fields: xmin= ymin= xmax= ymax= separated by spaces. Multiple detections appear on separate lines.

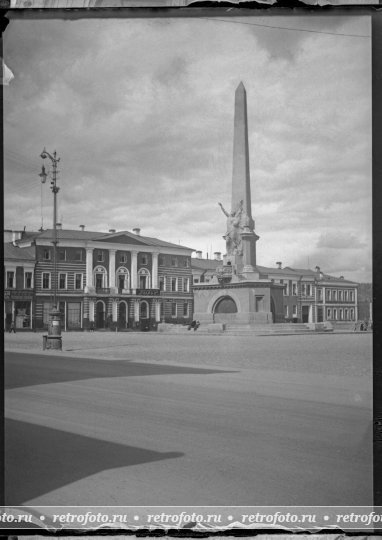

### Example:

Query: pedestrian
xmin=90 ymin=321 xmax=95 ymax=332
xmin=194 ymin=320 xmax=200 ymax=332
xmin=360 ymin=321 xmax=364 ymax=332
xmin=9 ymin=320 xmax=16 ymax=334
xmin=364 ymin=321 xmax=369 ymax=331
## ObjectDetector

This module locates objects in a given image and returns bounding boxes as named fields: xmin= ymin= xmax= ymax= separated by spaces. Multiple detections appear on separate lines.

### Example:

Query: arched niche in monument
xmin=214 ymin=296 xmax=238 ymax=314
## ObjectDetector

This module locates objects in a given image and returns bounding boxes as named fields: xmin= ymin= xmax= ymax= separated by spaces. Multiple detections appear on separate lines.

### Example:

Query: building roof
xmin=29 ymin=229 xmax=194 ymax=251
xmin=191 ymin=258 xmax=358 ymax=285
xmin=191 ymin=258 xmax=222 ymax=270
xmin=4 ymin=242 xmax=35 ymax=261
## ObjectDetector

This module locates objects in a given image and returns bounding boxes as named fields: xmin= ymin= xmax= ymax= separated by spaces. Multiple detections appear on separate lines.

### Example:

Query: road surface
xmin=5 ymin=344 xmax=372 ymax=506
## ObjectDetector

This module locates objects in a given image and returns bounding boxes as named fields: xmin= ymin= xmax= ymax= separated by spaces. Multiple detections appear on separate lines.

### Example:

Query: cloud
xmin=316 ymin=231 xmax=367 ymax=250
xmin=3 ymin=15 xmax=372 ymax=282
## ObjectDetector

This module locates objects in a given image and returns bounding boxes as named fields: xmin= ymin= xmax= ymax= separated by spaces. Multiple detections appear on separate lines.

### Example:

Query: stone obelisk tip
xmin=232 ymin=81 xmax=251 ymax=220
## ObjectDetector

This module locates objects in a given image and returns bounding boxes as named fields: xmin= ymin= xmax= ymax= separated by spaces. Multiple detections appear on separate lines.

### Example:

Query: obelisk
xmin=231 ymin=82 xmax=258 ymax=272
xmin=231 ymin=82 xmax=254 ymax=229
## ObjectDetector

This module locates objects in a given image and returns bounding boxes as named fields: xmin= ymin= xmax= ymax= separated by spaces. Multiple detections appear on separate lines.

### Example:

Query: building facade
xmin=191 ymin=257 xmax=358 ymax=325
xmin=4 ymin=239 xmax=37 ymax=330
xmin=5 ymin=227 xmax=194 ymax=331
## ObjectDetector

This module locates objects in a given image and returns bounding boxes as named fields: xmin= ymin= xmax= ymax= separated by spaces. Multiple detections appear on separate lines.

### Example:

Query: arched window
xmin=93 ymin=266 xmax=108 ymax=289
xmin=116 ymin=267 xmax=130 ymax=290
xmin=118 ymin=301 xmax=128 ymax=327
xmin=138 ymin=268 xmax=151 ymax=289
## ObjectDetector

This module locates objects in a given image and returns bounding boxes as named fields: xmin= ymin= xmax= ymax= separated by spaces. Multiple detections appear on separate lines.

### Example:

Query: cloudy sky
xmin=4 ymin=14 xmax=371 ymax=282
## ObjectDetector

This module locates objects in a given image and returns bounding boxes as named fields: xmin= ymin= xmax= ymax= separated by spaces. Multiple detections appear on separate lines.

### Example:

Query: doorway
xmin=96 ymin=301 xmax=106 ymax=329
xmin=302 ymin=305 xmax=310 ymax=323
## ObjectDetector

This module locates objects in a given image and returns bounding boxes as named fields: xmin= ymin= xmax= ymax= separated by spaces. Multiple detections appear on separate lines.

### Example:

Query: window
xmin=339 ymin=309 xmax=343 ymax=320
xmin=25 ymin=272 xmax=33 ymax=289
xmin=75 ymin=273 xmax=83 ymax=290
xmin=183 ymin=302 xmax=189 ymax=317
xmin=43 ymin=249 xmax=51 ymax=261
xmin=333 ymin=290 xmax=337 ymax=301
xmin=141 ymin=254 xmax=148 ymax=265
xmin=138 ymin=268 xmax=150 ymax=289
xmin=184 ymin=277 xmax=190 ymax=292
xmin=159 ymin=255 xmax=165 ymax=266
xmin=171 ymin=277 xmax=177 ymax=292
xmin=59 ymin=273 xmax=67 ymax=289
xmin=171 ymin=302 xmax=177 ymax=317
xmin=119 ymin=253 xmax=127 ymax=264
xmin=317 ymin=288 xmax=323 ymax=301
xmin=306 ymin=284 xmax=311 ymax=296
xmin=74 ymin=249 xmax=83 ymax=262
xmin=193 ymin=278 xmax=199 ymax=284
xmin=116 ymin=267 xmax=129 ymax=290
xmin=350 ymin=308 xmax=354 ymax=320
xmin=59 ymin=249 xmax=66 ymax=261
xmin=292 ymin=282 xmax=297 ymax=296
xmin=350 ymin=290 xmax=354 ymax=302
xmin=284 ymin=305 xmax=289 ymax=317
xmin=301 ymin=284 xmax=306 ymax=296
xmin=344 ymin=290 xmax=348 ymax=301
xmin=284 ymin=282 xmax=289 ymax=296
xmin=183 ymin=258 xmax=190 ymax=268
xmin=292 ymin=305 xmax=297 ymax=317
xmin=344 ymin=309 xmax=348 ymax=320
xmin=97 ymin=251 xmax=104 ymax=262
xmin=94 ymin=266 xmax=107 ymax=289
xmin=159 ymin=276 xmax=166 ymax=291
xmin=171 ymin=257 xmax=178 ymax=267
xmin=333 ymin=308 xmax=337 ymax=320
xmin=42 ymin=272 xmax=51 ymax=289
xmin=327 ymin=289 xmax=332 ymax=301
xmin=6 ymin=271 xmax=15 ymax=288
xmin=327 ymin=308 xmax=331 ymax=319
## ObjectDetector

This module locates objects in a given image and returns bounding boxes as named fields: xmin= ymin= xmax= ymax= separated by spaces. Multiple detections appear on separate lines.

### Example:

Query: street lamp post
xmin=40 ymin=148 xmax=62 ymax=350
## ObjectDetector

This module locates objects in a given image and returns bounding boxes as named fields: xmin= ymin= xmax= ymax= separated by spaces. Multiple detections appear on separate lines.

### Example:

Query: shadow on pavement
xmin=5 ymin=418 xmax=184 ymax=505
xmin=5 ymin=351 xmax=238 ymax=390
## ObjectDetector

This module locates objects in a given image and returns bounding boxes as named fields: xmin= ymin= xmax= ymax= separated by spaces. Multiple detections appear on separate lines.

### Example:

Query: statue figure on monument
xmin=218 ymin=200 xmax=244 ymax=255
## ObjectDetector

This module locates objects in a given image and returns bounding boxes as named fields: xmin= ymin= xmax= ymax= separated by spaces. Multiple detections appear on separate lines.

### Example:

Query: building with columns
xmin=6 ymin=226 xmax=193 ymax=331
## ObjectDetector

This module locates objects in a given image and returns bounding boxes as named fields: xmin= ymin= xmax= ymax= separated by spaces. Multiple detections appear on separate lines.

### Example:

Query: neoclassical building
xmin=5 ymin=226 xmax=193 ymax=330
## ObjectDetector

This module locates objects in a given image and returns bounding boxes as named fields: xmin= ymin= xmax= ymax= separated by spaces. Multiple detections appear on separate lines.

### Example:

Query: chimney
xmin=79 ymin=225 xmax=85 ymax=231
xmin=12 ymin=231 xmax=22 ymax=244
xmin=214 ymin=251 xmax=222 ymax=261
xmin=56 ymin=223 xmax=62 ymax=230
xmin=133 ymin=228 xmax=141 ymax=236
xmin=276 ymin=261 xmax=282 ymax=270
xmin=109 ymin=229 xmax=116 ymax=233
xmin=196 ymin=250 xmax=202 ymax=259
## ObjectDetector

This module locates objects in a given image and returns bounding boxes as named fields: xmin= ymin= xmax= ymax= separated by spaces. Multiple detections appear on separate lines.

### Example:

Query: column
xmin=112 ymin=299 xmax=118 ymax=322
xmin=152 ymin=252 xmax=159 ymax=289
xmin=85 ymin=248 xmax=94 ymax=290
xmin=89 ymin=300 xmax=95 ymax=322
xmin=131 ymin=250 xmax=138 ymax=291
xmin=109 ymin=249 xmax=116 ymax=290
xmin=155 ymin=300 xmax=161 ymax=322
xmin=134 ymin=299 xmax=140 ymax=322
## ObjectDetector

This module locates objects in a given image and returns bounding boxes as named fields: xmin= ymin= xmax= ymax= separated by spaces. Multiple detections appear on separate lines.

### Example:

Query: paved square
xmin=5 ymin=332 xmax=372 ymax=506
